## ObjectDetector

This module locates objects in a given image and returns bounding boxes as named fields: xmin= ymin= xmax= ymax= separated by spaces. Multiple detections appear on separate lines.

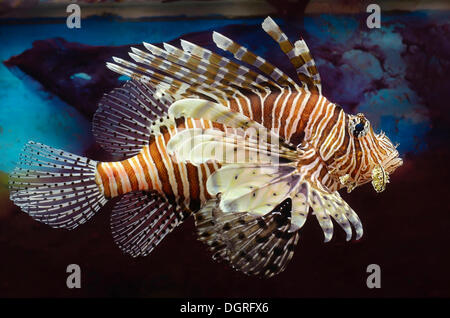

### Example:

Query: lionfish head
xmin=370 ymin=129 xmax=403 ymax=192
xmin=337 ymin=112 xmax=403 ymax=193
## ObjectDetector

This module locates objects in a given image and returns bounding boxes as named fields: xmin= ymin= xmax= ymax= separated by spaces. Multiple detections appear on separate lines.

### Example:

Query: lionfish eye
xmin=349 ymin=113 xmax=369 ymax=138
xmin=354 ymin=123 xmax=365 ymax=134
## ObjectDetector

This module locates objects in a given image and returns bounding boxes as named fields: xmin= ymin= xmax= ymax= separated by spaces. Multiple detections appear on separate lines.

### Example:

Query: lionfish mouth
xmin=371 ymin=151 xmax=403 ymax=193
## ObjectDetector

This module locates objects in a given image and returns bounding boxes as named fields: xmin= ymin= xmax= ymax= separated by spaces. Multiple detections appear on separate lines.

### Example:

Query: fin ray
xmin=110 ymin=191 xmax=186 ymax=257
xmin=195 ymin=198 xmax=299 ymax=277
xmin=9 ymin=141 xmax=107 ymax=229
xmin=212 ymin=31 xmax=299 ymax=89
xmin=93 ymin=80 xmax=171 ymax=158
xmin=261 ymin=16 xmax=322 ymax=93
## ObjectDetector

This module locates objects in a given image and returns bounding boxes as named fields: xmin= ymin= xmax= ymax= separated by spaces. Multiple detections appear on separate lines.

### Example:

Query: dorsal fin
xmin=105 ymin=45 xmax=274 ymax=109
xmin=144 ymin=40 xmax=275 ymax=93
xmin=92 ymin=79 xmax=173 ymax=159
xmin=107 ymin=58 xmax=195 ymax=101
xmin=179 ymin=39 xmax=273 ymax=90
xmin=105 ymin=18 xmax=324 ymax=112
xmin=261 ymin=16 xmax=322 ymax=94
xmin=212 ymin=31 xmax=300 ymax=90
xmin=128 ymin=46 xmax=232 ymax=105
xmin=105 ymin=24 xmax=304 ymax=108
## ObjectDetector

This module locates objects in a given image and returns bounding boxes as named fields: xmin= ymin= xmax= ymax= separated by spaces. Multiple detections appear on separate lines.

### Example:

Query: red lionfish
xmin=9 ymin=17 xmax=402 ymax=277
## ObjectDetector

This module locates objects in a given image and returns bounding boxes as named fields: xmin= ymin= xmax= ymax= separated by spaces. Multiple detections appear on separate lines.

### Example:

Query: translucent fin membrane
xmin=92 ymin=80 xmax=170 ymax=158
xmin=195 ymin=198 xmax=300 ymax=278
xmin=9 ymin=141 xmax=107 ymax=229
xmin=110 ymin=191 xmax=185 ymax=257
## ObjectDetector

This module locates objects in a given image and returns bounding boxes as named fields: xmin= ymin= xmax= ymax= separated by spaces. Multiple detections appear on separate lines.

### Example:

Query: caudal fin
xmin=9 ymin=141 xmax=107 ymax=229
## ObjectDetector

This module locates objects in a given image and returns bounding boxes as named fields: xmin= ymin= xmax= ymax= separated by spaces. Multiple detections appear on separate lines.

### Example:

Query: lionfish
xmin=9 ymin=17 xmax=402 ymax=277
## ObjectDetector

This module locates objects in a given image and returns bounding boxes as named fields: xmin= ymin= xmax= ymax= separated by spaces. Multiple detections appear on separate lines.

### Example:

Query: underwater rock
xmin=3 ymin=24 xmax=297 ymax=120
xmin=4 ymin=37 xmax=133 ymax=118
xmin=398 ymin=21 xmax=450 ymax=148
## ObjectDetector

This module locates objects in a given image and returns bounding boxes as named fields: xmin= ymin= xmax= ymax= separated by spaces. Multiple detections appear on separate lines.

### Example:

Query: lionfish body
xmin=9 ymin=17 xmax=402 ymax=277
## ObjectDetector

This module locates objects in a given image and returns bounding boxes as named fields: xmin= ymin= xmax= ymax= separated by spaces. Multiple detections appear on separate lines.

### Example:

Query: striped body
xmin=95 ymin=87 xmax=350 ymax=206
xmin=96 ymin=117 xmax=220 ymax=211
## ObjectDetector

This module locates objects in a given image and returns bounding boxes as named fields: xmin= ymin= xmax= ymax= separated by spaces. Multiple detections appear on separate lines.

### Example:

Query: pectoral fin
xmin=195 ymin=198 xmax=299 ymax=278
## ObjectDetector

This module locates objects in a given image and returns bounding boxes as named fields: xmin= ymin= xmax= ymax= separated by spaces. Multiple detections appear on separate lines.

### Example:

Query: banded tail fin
xmin=9 ymin=141 xmax=107 ymax=229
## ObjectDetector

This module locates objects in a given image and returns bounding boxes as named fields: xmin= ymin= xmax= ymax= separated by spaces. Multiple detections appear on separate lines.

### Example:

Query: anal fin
xmin=110 ymin=191 xmax=187 ymax=257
